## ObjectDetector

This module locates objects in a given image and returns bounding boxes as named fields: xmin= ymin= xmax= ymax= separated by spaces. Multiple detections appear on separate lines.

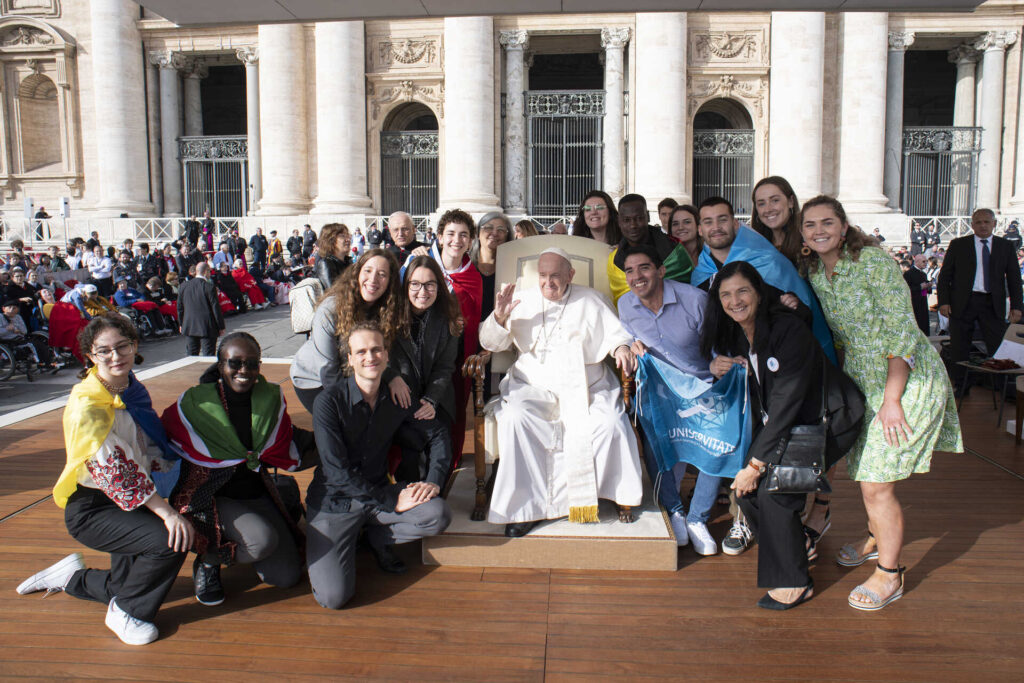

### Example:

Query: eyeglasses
xmin=91 ymin=341 xmax=135 ymax=360
xmin=481 ymin=225 xmax=509 ymax=234
xmin=225 ymin=358 xmax=261 ymax=371
xmin=583 ymin=204 xmax=608 ymax=212
xmin=409 ymin=281 xmax=438 ymax=293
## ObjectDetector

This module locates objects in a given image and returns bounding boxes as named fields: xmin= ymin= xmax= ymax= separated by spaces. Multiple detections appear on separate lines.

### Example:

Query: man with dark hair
xmin=174 ymin=242 xmax=203 ymax=279
xmin=286 ymin=229 xmax=303 ymax=261
xmin=302 ymin=224 xmax=317 ymax=259
xmin=177 ymin=261 xmax=224 ymax=355
xmin=138 ymin=242 xmax=167 ymax=282
xmin=307 ymin=322 xmax=452 ymax=609
xmin=249 ymin=227 xmax=269 ymax=274
xmin=366 ymin=223 xmax=384 ymax=250
xmin=181 ymin=216 xmax=201 ymax=248
xmin=608 ymin=194 xmax=693 ymax=303
xmin=904 ymin=253 xmax=931 ymax=336
xmin=657 ymin=197 xmax=678 ymax=233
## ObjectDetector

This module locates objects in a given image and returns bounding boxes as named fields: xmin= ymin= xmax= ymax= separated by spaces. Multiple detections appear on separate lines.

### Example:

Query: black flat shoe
xmin=504 ymin=521 xmax=538 ymax=538
xmin=372 ymin=544 xmax=408 ymax=574
xmin=757 ymin=582 xmax=813 ymax=611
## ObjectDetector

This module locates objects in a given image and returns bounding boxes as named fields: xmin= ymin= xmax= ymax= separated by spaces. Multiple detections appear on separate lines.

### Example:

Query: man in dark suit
xmin=302 ymin=224 xmax=317 ymax=260
xmin=174 ymin=242 xmax=203 ymax=279
xmin=249 ymin=227 xmax=269 ymax=274
xmin=181 ymin=216 xmax=202 ymax=248
xmin=177 ymin=261 xmax=224 ymax=356
xmin=903 ymin=254 xmax=931 ymax=336
xmin=937 ymin=208 xmax=1023 ymax=382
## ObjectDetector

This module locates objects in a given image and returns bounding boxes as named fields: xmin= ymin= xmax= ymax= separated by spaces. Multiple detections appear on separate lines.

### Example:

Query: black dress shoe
xmin=504 ymin=521 xmax=538 ymax=538
xmin=372 ymin=545 xmax=408 ymax=574
xmin=757 ymin=582 xmax=813 ymax=611
xmin=192 ymin=556 xmax=225 ymax=606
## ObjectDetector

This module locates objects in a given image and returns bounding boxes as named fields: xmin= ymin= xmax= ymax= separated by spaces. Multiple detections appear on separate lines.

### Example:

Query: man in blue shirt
xmin=617 ymin=243 xmax=721 ymax=556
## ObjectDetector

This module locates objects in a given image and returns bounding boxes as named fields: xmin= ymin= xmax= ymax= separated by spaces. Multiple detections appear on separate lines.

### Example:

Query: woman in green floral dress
xmin=798 ymin=195 xmax=962 ymax=612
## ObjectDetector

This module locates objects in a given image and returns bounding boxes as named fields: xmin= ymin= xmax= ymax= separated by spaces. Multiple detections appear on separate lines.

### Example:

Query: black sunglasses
xmin=225 ymin=358 xmax=261 ymax=371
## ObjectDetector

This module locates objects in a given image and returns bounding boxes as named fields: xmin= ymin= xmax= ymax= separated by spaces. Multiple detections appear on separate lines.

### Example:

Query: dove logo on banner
xmin=635 ymin=353 xmax=751 ymax=478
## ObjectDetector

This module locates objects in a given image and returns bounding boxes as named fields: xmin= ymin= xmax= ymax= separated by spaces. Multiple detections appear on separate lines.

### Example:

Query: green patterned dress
xmin=808 ymin=246 xmax=963 ymax=482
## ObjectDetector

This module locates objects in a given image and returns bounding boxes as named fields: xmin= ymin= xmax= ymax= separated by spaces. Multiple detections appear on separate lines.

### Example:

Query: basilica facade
xmin=2 ymin=0 xmax=1024 ymax=238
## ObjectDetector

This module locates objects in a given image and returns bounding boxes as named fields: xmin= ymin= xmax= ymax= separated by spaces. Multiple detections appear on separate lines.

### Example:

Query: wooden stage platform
xmin=0 ymin=360 xmax=1021 ymax=681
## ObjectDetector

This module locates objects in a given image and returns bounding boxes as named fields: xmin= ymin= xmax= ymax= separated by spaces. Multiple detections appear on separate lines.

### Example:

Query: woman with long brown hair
xmin=313 ymin=222 xmax=353 ymax=289
xmin=751 ymin=175 xmax=802 ymax=263
xmin=571 ymin=190 xmax=622 ymax=246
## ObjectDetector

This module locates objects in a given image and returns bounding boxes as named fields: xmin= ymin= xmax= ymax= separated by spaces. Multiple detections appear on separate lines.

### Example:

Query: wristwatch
xmin=747 ymin=461 xmax=767 ymax=476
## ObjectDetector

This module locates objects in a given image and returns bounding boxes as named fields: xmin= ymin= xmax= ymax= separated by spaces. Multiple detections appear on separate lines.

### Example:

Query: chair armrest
xmin=462 ymin=351 xmax=491 ymax=380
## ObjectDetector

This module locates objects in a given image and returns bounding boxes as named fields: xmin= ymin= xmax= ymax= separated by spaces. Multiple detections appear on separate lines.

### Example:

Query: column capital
xmin=973 ymin=30 xmax=1017 ymax=53
xmin=888 ymin=31 xmax=915 ymax=52
xmin=148 ymin=49 xmax=187 ymax=71
xmin=601 ymin=27 xmax=630 ymax=50
xmin=183 ymin=58 xmax=208 ymax=80
xmin=499 ymin=29 xmax=529 ymax=51
xmin=235 ymin=45 xmax=259 ymax=66
xmin=948 ymin=43 xmax=981 ymax=65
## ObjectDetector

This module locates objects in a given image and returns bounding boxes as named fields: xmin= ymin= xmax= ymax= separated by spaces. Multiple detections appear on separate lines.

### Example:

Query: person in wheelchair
xmin=1 ymin=299 xmax=55 ymax=369
xmin=114 ymin=278 xmax=173 ymax=337
xmin=213 ymin=262 xmax=248 ymax=313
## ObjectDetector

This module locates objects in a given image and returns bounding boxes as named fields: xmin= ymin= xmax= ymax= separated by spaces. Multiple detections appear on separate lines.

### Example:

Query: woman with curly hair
xmin=313 ymin=223 xmax=352 ymax=290
xmin=571 ymin=190 xmax=622 ymax=246
xmin=290 ymin=248 xmax=409 ymax=412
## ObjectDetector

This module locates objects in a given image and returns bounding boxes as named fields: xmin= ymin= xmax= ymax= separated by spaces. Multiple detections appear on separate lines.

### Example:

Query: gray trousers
xmin=306 ymin=490 xmax=452 ymax=610
xmin=205 ymin=495 xmax=303 ymax=588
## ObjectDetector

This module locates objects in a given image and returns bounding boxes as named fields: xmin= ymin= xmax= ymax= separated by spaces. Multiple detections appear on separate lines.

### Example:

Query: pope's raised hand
xmin=494 ymin=283 xmax=520 ymax=327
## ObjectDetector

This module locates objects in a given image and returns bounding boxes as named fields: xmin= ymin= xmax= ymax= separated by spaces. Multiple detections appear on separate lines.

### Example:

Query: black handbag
xmin=765 ymin=357 xmax=833 ymax=495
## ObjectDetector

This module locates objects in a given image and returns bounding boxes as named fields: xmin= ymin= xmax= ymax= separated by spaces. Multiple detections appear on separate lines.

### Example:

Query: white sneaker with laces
xmin=669 ymin=511 xmax=689 ymax=547
xmin=722 ymin=520 xmax=754 ymax=556
xmin=16 ymin=552 xmax=84 ymax=595
xmin=686 ymin=521 xmax=718 ymax=556
xmin=105 ymin=599 xmax=159 ymax=645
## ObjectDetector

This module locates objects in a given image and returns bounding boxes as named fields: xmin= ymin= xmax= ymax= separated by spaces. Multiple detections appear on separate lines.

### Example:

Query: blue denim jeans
xmin=642 ymin=432 xmax=721 ymax=524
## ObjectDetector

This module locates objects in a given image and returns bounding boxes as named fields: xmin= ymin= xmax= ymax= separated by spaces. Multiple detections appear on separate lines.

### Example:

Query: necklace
xmin=535 ymin=285 xmax=571 ymax=362
xmin=96 ymin=374 xmax=129 ymax=396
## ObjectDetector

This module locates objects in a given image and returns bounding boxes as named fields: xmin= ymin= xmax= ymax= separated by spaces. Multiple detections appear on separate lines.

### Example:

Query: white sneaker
xmin=105 ymin=599 xmax=159 ymax=645
xmin=669 ymin=511 xmax=689 ymax=547
xmin=686 ymin=521 xmax=719 ymax=556
xmin=16 ymin=552 xmax=84 ymax=595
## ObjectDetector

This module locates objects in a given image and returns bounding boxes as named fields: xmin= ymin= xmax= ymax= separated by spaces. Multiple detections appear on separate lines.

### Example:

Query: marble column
xmin=256 ymin=23 xmax=309 ymax=215
xmin=949 ymin=45 xmax=980 ymax=127
xmin=88 ymin=0 xmax=154 ymax=215
xmin=236 ymin=47 xmax=261 ymax=214
xmin=312 ymin=21 xmax=372 ymax=214
xmin=144 ymin=60 xmax=163 ymax=215
xmin=440 ymin=17 xmax=500 ymax=212
xmin=836 ymin=12 xmax=891 ymax=213
xmin=500 ymin=29 xmax=529 ymax=214
xmin=768 ymin=12 xmax=825 ymax=201
xmin=973 ymin=30 xmax=1017 ymax=210
xmin=183 ymin=59 xmax=207 ymax=137
xmin=883 ymin=31 xmax=914 ymax=210
xmin=634 ymin=14 xmax=688 ymax=205
xmin=601 ymin=27 xmax=629 ymax=201
xmin=151 ymin=50 xmax=186 ymax=216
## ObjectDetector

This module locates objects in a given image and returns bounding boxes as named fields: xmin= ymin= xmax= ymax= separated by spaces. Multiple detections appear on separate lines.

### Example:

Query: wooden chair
xmin=956 ymin=323 xmax=1024 ymax=428
xmin=1016 ymin=375 xmax=1024 ymax=444
xmin=461 ymin=235 xmax=639 ymax=521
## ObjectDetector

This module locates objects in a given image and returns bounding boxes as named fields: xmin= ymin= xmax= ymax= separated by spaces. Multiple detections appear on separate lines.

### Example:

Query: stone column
xmin=634 ymin=14 xmax=688 ymax=205
xmin=973 ymin=30 xmax=1017 ymax=210
xmin=311 ymin=21 xmax=372 ymax=214
xmin=883 ymin=31 xmax=914 ymax=210
xmin=836 ymin=12 xmax=891 ymax=213
xmin=769 ymin=12 xmax=825 ymax=201
xmin=145 ymin=60 xmax=163 ymax=215
xmin=601 ymin=27 xmax=629 ymax=201
xmin=151 ymin=50 xmax=186 ymax=216
xmin=183 ymin=59 xmax=207 ymax=137
xmin=236 ymin=47 xmax=261 ymax=214
xmin=88 ymin=0 xmax=154 ymax=215
xmin=500 ymin=29 xmax=529 ymax=214
xmin=440 ymin=16 xmax=500 ymax=212
xmin=256 ymin=23 xmax=309 ymax=215
xmin=950 ymin=45 xmax=980 ymax=127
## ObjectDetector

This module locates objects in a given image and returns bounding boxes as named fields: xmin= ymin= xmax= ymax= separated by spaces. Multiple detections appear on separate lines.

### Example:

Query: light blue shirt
xmin=212 ymin=250 xmax=233 ymax=268
xmin=618 ymin=279 xmax=711 ymax=381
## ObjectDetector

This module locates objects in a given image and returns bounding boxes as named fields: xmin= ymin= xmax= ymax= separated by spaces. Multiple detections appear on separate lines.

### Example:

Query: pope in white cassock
xmin=479 ymin=247 xmax=644 ymax=538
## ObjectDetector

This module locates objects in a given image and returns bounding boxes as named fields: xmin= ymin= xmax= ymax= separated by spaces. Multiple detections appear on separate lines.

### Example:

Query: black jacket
xmin=177 ymin=276 xmax=224 ymax=338
xmin=314 ymin=254 xmax=349 ymax=290
xmin=937 ymin=234 xmax=1023 ymax=318
xmin=388 ymin=306 xmax=459 ymax=423
xmin=286 ymin=236 xmax=303 ymax=256
xmin=139 ymin=253 xmax=168 ymax=282
xmin=175 ymin=251 xmax=203 ymax=277
xmin=249 ymin=234 xmax=269 ymax=255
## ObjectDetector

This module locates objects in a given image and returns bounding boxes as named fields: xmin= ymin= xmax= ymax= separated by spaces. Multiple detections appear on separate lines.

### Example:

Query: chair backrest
xmin=490 ymin=235 xmax=614 ymax=373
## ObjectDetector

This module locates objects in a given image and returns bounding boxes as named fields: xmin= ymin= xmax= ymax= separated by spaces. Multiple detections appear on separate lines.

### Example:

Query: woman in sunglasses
xmin=162 ymin=332 xmax=310 ymax=607
xmin=17 ymin=313 xmax=189 ymax=646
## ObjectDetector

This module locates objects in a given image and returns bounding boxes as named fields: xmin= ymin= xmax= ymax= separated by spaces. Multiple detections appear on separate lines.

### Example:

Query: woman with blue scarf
xmin=15 ymin=313 xmax=189 ymax=646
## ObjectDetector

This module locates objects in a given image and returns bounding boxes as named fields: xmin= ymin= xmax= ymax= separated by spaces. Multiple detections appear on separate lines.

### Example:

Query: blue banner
xmin=635 ymin=354 xmax=751 ymax=478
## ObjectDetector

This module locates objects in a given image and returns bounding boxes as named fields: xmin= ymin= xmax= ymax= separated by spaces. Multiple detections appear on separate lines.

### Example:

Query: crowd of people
xmin=20 ymin=173 xmax=1023 ymax=645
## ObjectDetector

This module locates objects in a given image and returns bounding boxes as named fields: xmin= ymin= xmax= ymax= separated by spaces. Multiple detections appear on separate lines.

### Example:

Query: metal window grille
xmin=692 ymin=130 xmax=755 ymax=212
xmin=526 ymin=90 xmax=604 ymax=216
xmin=381 ymin=132 xmax=439 ymax=216
xmin=901 ymin=127 xmax=980 ymax=217
xmin=179 ymin=136 xmax=249 ymax=217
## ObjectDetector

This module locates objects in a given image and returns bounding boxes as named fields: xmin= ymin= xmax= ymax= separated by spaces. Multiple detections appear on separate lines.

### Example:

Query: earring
xmin=840 ymin=233 xmax=847 ymax=246
xmin=801 ymin=243 xmax=812 ymax=256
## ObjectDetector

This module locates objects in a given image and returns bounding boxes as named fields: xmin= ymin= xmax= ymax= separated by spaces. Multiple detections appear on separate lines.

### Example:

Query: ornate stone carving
xmin=378 ymin=39 xmax=437 ymax=66
xmin=380 ymin=132 xmax=438 ymax=157
xmin=368 ymin=79 xmax=444 ymax=119
xmin=695 ymin=33 xmax=757 ymax=60
xmin=688 ymin=75 xmax=767 ymax=119
xmin=179 ymin=135 xmax=248 ymax=161
xmin=499 ymin=29 xmax=529 ymax=51
xmin=973 ymin=30 xmax=1017 ymax=52
xmin=600 ymin=27 xmax=630 ymax=49
xmin=1 ymin=0 xmax=60 ymax=18
xmin=0 ymin=26 xmax=53 ymax=46
xmin=903 ymin=127 xmax=981 ymax=153
xmin=693 ymin=130 xmax=755 ymax=156
xmin=888 ymin=31 xmax=915 ymax=51
xmin=527 ymin=91 xmax=605 ymax=117
xmin=948 ymin=44 xmax=981 ymax=65
xmin=184 ymin=58 xmax=208 ymax=80
xmin=149 ymin=50 xmax=187 ymax=71
xmin=235 ymin=46 xmax=258 ymax=66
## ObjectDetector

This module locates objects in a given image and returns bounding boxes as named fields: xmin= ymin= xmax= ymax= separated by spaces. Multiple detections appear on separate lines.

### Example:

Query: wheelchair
xmin=0 ymin=334 xmax=50 ymax=382
xmin=118 ymin=307 xmax=156 ymax=339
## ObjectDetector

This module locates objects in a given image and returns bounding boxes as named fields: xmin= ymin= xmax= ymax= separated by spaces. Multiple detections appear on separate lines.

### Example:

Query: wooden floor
xmin=0 ymin=363 xmax=1022 ymax=681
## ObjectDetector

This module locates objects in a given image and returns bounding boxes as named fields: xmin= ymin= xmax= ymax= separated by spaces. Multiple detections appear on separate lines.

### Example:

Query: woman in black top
xmin=313 ymin=223 xmax=352 ymax=290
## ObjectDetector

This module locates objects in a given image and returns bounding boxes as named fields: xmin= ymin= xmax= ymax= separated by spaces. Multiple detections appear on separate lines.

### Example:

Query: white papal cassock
xmin=480 ymin=283 xmax=643 ymax=524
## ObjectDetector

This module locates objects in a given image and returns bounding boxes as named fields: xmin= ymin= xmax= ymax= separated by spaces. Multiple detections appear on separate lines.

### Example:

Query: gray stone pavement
xmin=0 ymin=305 xmax=305 ymax=417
